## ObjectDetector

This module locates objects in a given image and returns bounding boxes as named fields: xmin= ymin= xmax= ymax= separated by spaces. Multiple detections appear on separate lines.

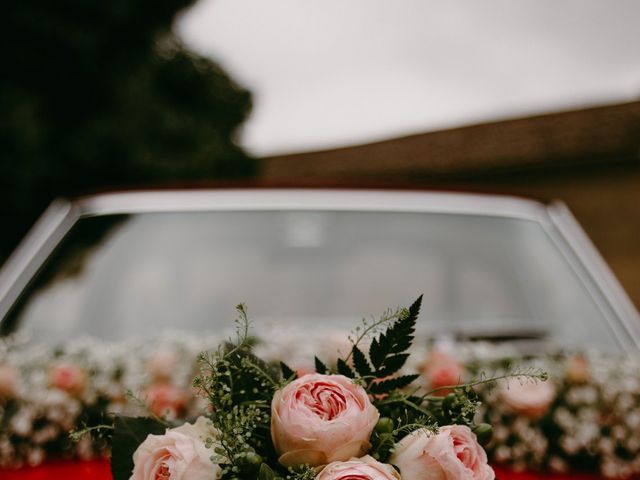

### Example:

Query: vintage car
xmin=0 ymin=189 xmax=638 ymax=479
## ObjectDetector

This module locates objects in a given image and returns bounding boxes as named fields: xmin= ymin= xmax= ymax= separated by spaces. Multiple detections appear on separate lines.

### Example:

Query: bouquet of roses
xmin=102 ymin=296 xmax=544 ymax=480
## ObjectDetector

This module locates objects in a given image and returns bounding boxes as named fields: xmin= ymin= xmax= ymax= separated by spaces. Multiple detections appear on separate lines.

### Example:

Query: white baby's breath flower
xmin=617 ymin=393 xmax=635 ymax=411
xmin=625 ymin=435 xmax=640 ymax=452
xmin=11 ymin=408 xmax=35 ymax=436
xmin=599 ymin=437 xmax=615 ymax=455
xmin=611 ymin=425 xmax=627 ymax=442
xmin=549 ymin=456 xmax=568 ymax=473
xmin=32 ymin=425 xmax=59 ymax=444
xmin=560 ymin=434 xmax=580 ymax=455
xmin=27 ymin=447 xmax=45 ymax=466
xmin=493 ymin=425 xmax=509 ymax=442
xmin=627 ymin=409 xmax=640 ymax=429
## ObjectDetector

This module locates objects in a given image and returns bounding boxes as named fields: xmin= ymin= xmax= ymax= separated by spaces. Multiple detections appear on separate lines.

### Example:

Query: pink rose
xmin=0 ymin=364 xmax=19 ymax=399
xmin=389 ymin=425 xmax=494 ymax=480
xmin=317 ymin=456 xmax=400 ymax=480
xmin=500 ymin=379 xmax=556 ymax=419
xmin=144 ymin=383 xmax=188 ymax=418
xmin=271 ymin=373 xmax=379 ymax=468
xmin=565 ymin=354 xmax=590 ymax=384
xmin=49 ymin=362 xmax=87 ymax=396
xmin=423 ymin=350 xmax=464 ymax=396
xmin=130 ymin=416 xmax=221 ymax=480
xmin=146 ymin=351 xmax=178 ymax=382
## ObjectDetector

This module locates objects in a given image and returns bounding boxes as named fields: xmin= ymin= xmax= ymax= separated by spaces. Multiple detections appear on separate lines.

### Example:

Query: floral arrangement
xmin=98 ymin=297 xmax=529 ymax=480
xmin=9 ymin=299 xmax=639 ymax=478
xmin=0 ymin=333 xmax=221 ymax=468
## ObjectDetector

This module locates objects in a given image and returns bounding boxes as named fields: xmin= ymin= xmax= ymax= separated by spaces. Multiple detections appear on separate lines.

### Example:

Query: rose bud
xmin=271 ymin=373 xmax=379 ymax=468
xmin=389 ymin=425 xmax=495 ymax=480
xmin=316 ymin=455 xmax=400 ymax=480
xmin=375 ymin=417 xmax=395 ymax=434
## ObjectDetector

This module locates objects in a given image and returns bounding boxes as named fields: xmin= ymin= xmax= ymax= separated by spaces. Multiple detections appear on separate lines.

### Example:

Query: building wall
xmin=262 ymin=101 xmax=640 ymax=180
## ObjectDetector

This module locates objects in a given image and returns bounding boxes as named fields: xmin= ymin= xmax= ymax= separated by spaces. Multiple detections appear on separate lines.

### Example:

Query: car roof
xmin=73 ymin=189 xmax=552 ymax=223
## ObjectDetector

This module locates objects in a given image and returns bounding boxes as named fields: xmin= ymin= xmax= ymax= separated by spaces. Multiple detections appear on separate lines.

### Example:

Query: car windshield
xmin=4 ymin=210 xmax=620 ymax=350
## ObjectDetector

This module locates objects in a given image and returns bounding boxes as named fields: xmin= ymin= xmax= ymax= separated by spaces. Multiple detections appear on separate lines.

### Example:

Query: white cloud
xmin=177 ymin=0 xmax=640 ymax=156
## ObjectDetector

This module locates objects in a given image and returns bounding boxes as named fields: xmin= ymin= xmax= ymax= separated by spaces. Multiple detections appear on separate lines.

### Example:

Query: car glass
xmin=4 ymin=210 xmax=620 ymax=350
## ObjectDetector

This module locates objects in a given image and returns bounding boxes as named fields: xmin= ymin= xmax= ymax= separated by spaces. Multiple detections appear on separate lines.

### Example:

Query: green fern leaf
xmin=352 ymin=345 xmax=373 ymax=377
xmin=369 ymin=374 xmax=420 ymax=394
xmin=280 ymin=361 xmax=295 ymax=380
xmin=315 ymin=356 xmax=328 ymax=374
xmin=337 ymin=358 xmax=355 ymax=378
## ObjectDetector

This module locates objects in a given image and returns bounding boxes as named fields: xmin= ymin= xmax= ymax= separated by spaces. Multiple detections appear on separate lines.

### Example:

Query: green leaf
xmin=369 ymin=374 xmax=420 ymax=394
xmin=110 ymin=416 xmax=166 ymax=480
xmin=258 ymin=463 xmax=279 ymax=480
xmin=376 ymin=353 xmax=409 ymax=377
xmin=315 ymin=356 xmax=328 ymax=374
xmin=352 ymin=345 xmax=372 ymax=377
xmin=280 ymin=361 xmax=295 ymax=380
xmin=337 ymin=358 xmax=355 ymax=378
xmin=368 ymin=295 xmax=422 ymax=376
xmin=369 ymin=336 xmax=384 ymax=370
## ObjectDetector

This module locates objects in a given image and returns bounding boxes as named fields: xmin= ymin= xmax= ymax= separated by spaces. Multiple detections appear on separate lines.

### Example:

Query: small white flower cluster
xmin=474 ymin=352 xmax=640 ymax=479
xmin=0 ymin=331 xmax=222 ymax=468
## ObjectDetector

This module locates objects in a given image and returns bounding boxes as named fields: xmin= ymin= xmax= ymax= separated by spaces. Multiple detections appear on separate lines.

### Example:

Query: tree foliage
xmin=1 ymin=0 xmax=256 ymax=261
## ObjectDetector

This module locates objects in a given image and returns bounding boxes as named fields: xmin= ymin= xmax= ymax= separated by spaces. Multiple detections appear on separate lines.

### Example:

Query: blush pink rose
xmin=130 ymin=416 xmax=221 ymax=480
xmin=565 ymin=354 xmax=590 ymax=384
xmin=423 ymin=350 xmax=464 ymax=396
xmin=317 ymin=455 xmax=400 ymax=480
xmin=49 ymin=362 xmax=87 ymax=396
xmin=389 ymin=425 xmax=494 ymax=480
xmin=144 ymin=383 xmax=188 ymax=418
xmin=0 ymin=364 xmax=19 ymax=399
xmin=271 ymin=373 xmax=379 ymax=468
xmin=500 ymin=379 xmax=556 ymax=419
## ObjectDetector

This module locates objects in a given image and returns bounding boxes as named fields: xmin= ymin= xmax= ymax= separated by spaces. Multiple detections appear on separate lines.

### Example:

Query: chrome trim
xmin=75 ymin=189 xmax=550 ymax=222
xmin=0 ymin=200 xmax=77 ymax=322
xmin=546 ymin=201 xmax=640 ymax=349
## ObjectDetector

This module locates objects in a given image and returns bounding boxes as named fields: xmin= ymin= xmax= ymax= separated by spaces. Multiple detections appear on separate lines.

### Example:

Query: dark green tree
xmin=1 ymin=0 xmax=256 ymax=261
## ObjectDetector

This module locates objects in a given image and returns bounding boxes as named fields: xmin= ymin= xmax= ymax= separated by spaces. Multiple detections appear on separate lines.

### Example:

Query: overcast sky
xmin=177 ymin=1 xmax=640 ymax=157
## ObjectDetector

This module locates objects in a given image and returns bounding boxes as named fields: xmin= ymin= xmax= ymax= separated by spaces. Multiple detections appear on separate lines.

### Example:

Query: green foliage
xmin=314 ymin=356 xmax=328 ymax=374
xmin=211 ymin=403 xmax=270 ymax=477
xmin=106 ymin=298 xmax=548 ymax=477
xmin=1 ymin=0 xmax=256 ymax=262
xmin=368 ymin=295 xmax=421 ymax=375
xmin=338 ymin=295 xmax=422 ymax=396
xmin=369 ymin=374 xmax=420 ymax=395
xmin=193 ymin=305 xmax=283 ymax=477
xmin=280 ymin=361 xmax=296 ymax=380
xmin=110 ymin=416 xmax=166 ymax=480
